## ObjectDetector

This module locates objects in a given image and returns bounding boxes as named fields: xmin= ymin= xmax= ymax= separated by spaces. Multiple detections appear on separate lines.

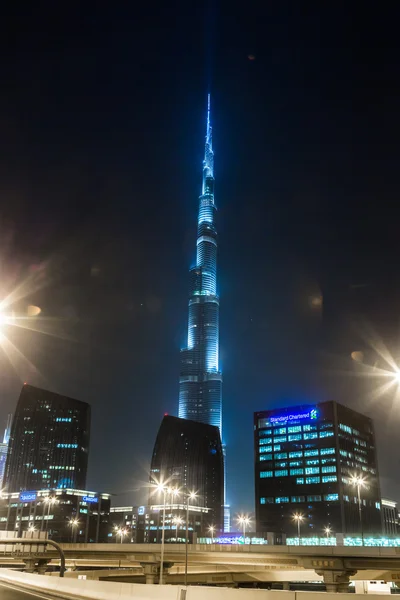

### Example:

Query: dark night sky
xmin=1 ymin=2 xmax=400 ymax=516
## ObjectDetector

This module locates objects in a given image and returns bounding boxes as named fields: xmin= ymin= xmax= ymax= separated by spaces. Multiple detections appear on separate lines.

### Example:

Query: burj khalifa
xmin=178 ymin=95 xmax=222 ymax=435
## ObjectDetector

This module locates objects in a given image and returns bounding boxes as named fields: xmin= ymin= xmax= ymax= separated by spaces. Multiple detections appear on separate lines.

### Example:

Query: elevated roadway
xmin=3 ymin=542 xmax=400 ymax=591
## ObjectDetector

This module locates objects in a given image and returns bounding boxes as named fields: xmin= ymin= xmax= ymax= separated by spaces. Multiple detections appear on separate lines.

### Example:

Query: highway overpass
xmin=3 ymin=541 xmax=400 ymax=591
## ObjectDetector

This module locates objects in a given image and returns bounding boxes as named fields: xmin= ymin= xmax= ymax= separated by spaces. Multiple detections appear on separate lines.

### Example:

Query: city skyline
xmin=0 ymin=4 xmax=400 ymax=515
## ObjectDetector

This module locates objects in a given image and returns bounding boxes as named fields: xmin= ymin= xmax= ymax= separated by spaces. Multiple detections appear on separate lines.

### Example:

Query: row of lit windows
xmin=293 ymin=476 xmax=337 ymax=484
xmin=259 ymin=431 xmax=334 ymax=448
xmin=55 ymin=418 xmax=72 ymax=423
xmin=261 ymin=468 xmax=337 ymax=479
xmin=56 ymin=444 xmax=78 ymax=449
xmin=260 ymin=493 xmax=339 ymax=505
xmin=260 ymin=447 xmax=336 ymax=461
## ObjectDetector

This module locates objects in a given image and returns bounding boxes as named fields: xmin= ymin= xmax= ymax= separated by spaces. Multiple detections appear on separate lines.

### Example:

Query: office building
xmin=382 ymin=498 xmax=398 ymax=536
xmin=109 ymin=503 xmax=210 ymax=543
xmin=150 ymin=415 xmax=223 ymax=529
xmin=0 ymin=488 xmax=110 ymax=543
xmin=4 ymin=384 xmax=90 ymax=493
xmin=255 ymin=401 xmax=382 ymax=536
xmin=0 ymin=414 xmax=12 ymax=487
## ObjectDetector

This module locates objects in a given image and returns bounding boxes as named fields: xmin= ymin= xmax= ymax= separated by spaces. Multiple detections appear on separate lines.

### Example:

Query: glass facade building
xmin=4 ymin=384 xmax=90 ymax=493
xmin=255 ymin=401 xmax=382 ymax=536
xmin=150 ymin=415 xmax=223 ymax=529
xmin=179 ymin=95 xmax=222 ymax=434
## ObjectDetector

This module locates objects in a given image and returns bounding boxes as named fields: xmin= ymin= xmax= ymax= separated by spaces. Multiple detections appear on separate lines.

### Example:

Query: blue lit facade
xmin=179 ymin=95 xmax=222 ymax=434
xmin=255 ymin=401 xmax=383 ymax=536
xmin=0 ymin=414 xmax=12 ymax=488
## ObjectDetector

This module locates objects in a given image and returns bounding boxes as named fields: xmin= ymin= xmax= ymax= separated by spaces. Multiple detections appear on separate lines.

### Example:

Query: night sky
xmin=1 ymin=3 xmax=400 ymax=517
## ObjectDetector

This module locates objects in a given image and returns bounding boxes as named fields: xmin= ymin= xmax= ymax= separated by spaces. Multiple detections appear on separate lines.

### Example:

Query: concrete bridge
xmin=2 ymin=541 xmax=400 ymax=591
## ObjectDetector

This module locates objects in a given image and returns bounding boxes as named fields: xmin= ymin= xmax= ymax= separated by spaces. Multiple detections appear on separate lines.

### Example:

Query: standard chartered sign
xmin=268 ymin=408 xmax=318 ymax=425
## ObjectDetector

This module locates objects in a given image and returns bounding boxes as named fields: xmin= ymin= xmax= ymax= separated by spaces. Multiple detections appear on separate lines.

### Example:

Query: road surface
xmin=0 ymin=582 xmax=57 ymax=599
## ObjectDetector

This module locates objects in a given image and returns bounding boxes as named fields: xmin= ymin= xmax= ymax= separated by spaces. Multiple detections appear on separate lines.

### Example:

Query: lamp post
xmin=69 ymin=518 xmax=79 ymax=543
xmin=185 ymin=491 xmax=197 ymax=587
xmin=237 ymin=515 xmax=251 ymax=543
xmin=157 ymin=484 xmax=179 ymax=585
xmin=45 ymin=497 xmax=58 ymax=532
xmin=293 ymin=514 xmax=304 ymax=541
xmin=350 ymin=474 xmax=366 ymax=543
xmin=208 ymin=525 xmax=215 ymax=543
xmin=28 ymin=524 xmax=35 ymax=538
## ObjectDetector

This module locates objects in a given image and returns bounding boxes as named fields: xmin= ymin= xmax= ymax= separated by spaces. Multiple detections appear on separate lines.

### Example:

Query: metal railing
xmin=0 ymin=538 xmax=65 ymax=577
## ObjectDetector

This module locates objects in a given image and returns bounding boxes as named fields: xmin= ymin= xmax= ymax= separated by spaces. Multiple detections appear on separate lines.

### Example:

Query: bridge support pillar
xmin=316 ymin=569 xmax=356 ymax=593
xmin=140 ymin=562 xmax=173 ymax=584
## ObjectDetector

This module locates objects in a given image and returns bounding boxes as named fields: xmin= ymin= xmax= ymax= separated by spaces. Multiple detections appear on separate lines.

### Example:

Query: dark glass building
xmin=150 ymin=416 xmax=223 ymax=529
xmin=255 ymin=401 xmax=382 ymax=537
xmin=178 ymin=95 xmax=222 ymax=434
xmin=4 ymin=384 xmax=90 ymax=493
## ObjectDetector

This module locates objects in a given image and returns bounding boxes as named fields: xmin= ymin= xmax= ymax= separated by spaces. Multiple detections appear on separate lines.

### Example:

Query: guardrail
xmin=0 ymin=538 xmax=65 ymax=576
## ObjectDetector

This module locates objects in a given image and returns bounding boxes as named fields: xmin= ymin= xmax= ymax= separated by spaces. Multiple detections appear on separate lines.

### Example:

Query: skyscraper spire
xmin=179 ymin=95 xmax=222 ymax=434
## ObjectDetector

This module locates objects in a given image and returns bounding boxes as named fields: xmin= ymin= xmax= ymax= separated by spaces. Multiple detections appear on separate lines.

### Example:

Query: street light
xmin=293 ymin=514 xmax=304 ymax=540
xmin=350 ymin=474 xmax=366 ymax=542
xmin=156 ymin=483 xmax=180 ymax=585
xmin=237 ymin=515 xmax=251 ymax=543
xmin=69 ymin=518 xmax=79 ymax=543
xmin=324 ymin=526 xmax=332 ymax=538
xmin=185 ymin=491 xmax=197 ymax=588
xmin=173 ymin=516 xmax=183 ymax=541
xmin=208 ymin=525 xmax=215 ymax=543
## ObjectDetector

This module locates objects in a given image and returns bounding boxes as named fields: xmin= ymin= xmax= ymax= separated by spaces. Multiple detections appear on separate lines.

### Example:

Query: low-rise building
xmin=382 ymin=498 xmax=398 ymax=536
xmin=109 ymin=503 xmax=211 ymax=543
xmin=0 ymin=488 xmax=111 ymax=543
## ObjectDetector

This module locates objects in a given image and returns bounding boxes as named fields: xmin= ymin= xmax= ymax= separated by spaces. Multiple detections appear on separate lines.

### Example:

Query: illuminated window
xmin=291 ymin=496 xmax=305 ymax=503
xmin=339 ymin=424 xmax=352 ymax=434
xmin=296 ymin=478 xmax=304 ymax=484
xmin=303 ymin=432 xmax=318 ymax=440
xmin=289 ymin=451 xmax=303 ymax=458
xmin=322 ymin=475 xmax=337 ymax=483
xmin=324 ymin=494 xmax=339 ymax=502
xmin=259 ymin=446 xmax=272 ymax=453
xmin=305 ymin=459 xmax=319 ymax=466
xmin=375 ymin=502 xmax=381 ymax=510
xmin=274 ymin=436 xmax=287 ymax=443
xmin=320 ymin=448 xmax=335 ymax=456
xmin=260 ymin=471 xmax=273 ymax=478
xmin=320 ymin=422 xmax=334 ymax=429
xmin=275 ymin=497 xmax=289 ymax=504
xmin=307 ymin=495 xmax=322 ymax=502
xmin=273 ymin=445 xmax=281 ymax=451
xmin=288 ymin=426 xmax=302 ymax=433
xmin=274 ymin=453 xmax=288 ymax=460
xmin=305 ymin=467 xmax=319 ymax=475
xmin=260 ymin=497 xmax=274 ymax=504
xmin=259 ymin=438 xmax=272 ymax=445
xmin=303 ymin=424 xmax=317 ymax=432
xmin=319 ymin=431 xmax=334 ymax=438
xmin=259 ymin=429 xmax=272 ymax=437
xmin=289 ymin=460 xmax=302 ymax=467
xmin=275 ymin=428 xmax=287 ymax=435
xmin=260 ymin=454 xmax=272 ymax=461
xmin=321 ymin=458 xmax=336 ymax=465
xmin=275 ymin=469 xmax=288 ymax=477
xmin=306 ymin=477 xmax=320 ymax=484
xmin=322 ymin=465 xmax=336 ymax=474
xmin=290 ymin=468 xmax=304 ymax=476
xmin=304 ymin=449 xmax=318 ymax=457
xmin=276 ymin=461 xmax=287 ymax=468
xmin=288 ymin=434 xmax=302 ymax=441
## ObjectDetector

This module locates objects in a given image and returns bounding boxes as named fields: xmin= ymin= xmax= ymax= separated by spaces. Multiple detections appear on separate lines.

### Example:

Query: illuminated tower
xmin=0 ymin=414 xmax=12 ymax=487
xmin=179 ymin=95 xmax=222 ymax=434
